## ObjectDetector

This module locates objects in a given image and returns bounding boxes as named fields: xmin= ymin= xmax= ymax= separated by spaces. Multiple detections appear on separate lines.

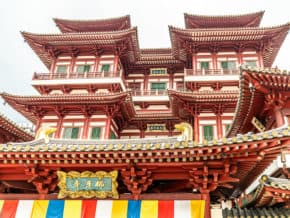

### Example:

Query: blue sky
xmin=1 ymin=0 xmax=290 ymax=123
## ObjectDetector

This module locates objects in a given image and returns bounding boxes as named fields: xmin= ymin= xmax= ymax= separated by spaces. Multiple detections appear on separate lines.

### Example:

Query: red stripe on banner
xmin=81 ymin=200 xmax=97 ymax=218
xmin=0 ymin=200 xmax=19 ymax=218
xmin=158 ymin=200 xmax=174 ymax=218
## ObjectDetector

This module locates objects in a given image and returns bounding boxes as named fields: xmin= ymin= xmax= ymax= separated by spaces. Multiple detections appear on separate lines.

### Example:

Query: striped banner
xmin=0 ymin=200 xmax=205 ymax=218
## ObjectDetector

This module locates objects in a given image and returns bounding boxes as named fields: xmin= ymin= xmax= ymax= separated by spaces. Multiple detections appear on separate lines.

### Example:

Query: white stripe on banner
xmin=15 ymin=200 xmax=34 ymax=218
xmin=95 ymin=200 xmax=113 ymax=218
xmin=174 ymin=200 xmax=191 ymax=218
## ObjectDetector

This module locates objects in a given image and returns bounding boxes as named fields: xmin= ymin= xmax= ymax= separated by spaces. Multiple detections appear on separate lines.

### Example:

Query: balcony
xmin=33 ymin=71 xmax=121 ymax=80
xmin=31 ymin=71 xmax=126 ymax=92
xmin=131 ymin=89 xmax=167 ymax=96
xmin=184 ymin=68 xmax=240 ymax=82
xmin=130 ymin=89 xmax=169 ymax=102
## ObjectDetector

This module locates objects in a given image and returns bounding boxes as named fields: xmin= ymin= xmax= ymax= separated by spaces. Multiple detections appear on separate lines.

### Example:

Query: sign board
xmin=251 ymin=117 xmax=266 ymax=132
xmin=57 ymin=170 xmax=118 ymax=199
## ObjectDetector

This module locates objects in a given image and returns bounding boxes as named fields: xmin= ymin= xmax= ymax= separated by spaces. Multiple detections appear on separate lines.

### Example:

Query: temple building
xmin=0 ymin=11 xmax=289 ymax=218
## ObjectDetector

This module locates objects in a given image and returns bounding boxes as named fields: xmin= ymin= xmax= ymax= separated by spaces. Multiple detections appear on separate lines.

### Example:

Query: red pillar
xmin=54 ymin=116 xmax=63 ymax=139
xmin=258 ymin=52 xmax=264 ymax=68
xmin=69 ymin=56 xmax=76 ymax=77
xmin=201 ymin=191 xmax=211 ymax=218
xmin=35 ymin=118 xmax=42 ymax=134
xmin=212 ymin=53 xmax=217 ymax=69
xmin=104 ymin=116 xmax=112 ymax=139
xmin=216 ymin=114 xmax=223 ymax=139
xmin=192 ymin=54 xmax=197 ymax=73
xmin=82 ymin=117 xmax=90 ymax=139
xmin=169 ymin=72 xmax=174 ymax=89
xmin=113 ymin=55 xmax=119 ymax=75
xmin=140 ymin=130 xmax=145 ymax=138
xmin=93 ymin=56 xmax=100 ymax=72
xmin=144 ymin=72 xmax=149 ymax=91
xmin=50 ymin=59 xmax=56 ymax=74
xmin=274 ymin=107 xmax=284 ymax=127
xmin=194 ymin=115 xmax=199 ymax=142
xmin=237 ymin=52 xmax=243 ymax=65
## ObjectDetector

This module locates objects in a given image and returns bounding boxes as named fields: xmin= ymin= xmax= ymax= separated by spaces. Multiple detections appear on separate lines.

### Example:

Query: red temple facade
xmin=0 ymin=12 xmax=290 ymax=218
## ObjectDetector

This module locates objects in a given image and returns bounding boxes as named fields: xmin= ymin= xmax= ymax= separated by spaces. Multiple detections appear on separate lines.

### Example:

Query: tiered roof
xmin=228 ymin=66 xmax=290 ymax=137
xmin=222 ymin=207 xmax=290 ymax=218
xmin=21 ymin=29 xmax=140 ymax=68
xmin=169 ymin=23 xmax=290 ymax=67
xmin=54 ymin=15 xmax=131 ymax=33
xmin=0 ymin=125 xmax=289 ymax=198
xmin=237 ymin=175 xmax=290 ymax=208
xmin=168 ymin=90 xmax=238 ymax=117
xmin=0 ymin=113 xmax=34 ymax=142
xmin=0 ymin=92 xmax=130 ymax=123
xmin=184 ymin=11 xmax=264 ymax=29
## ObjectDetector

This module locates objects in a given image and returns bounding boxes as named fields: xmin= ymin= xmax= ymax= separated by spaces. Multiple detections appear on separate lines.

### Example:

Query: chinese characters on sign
xmin=66 ymin=177 xmax=111 ymax=192
xmin=57 ymin=170 xmax=118 ymax=199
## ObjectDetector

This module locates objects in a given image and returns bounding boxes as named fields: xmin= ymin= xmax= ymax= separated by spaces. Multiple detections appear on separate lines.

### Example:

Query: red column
xmin=212 ymin=53 xmax=217 ymax=69
xmin=144 ymin=72 xmax=149 ymax=91
xmin=54 ymin=116 xmax=63 ymax=139
xmin=194 ymin=115 xmax=199 ymax=142
xmin=50 ymin=59 xmax=56 ymax=79
xmin=216 ymin=114 xmax=223 ymax=139
xmin=192 ymin=54 xmax=197 ymax=73
xmin=201 ymin=191 xmax=211 ymax=218
xmin=237 ymin=53 xmax=243 ymax=65
xmin=113 ymin=55 xmax=119 ymax=75
xmin=140 ymin=130 xmax=145 ymax=138
xmin=93 ymin=56 xmax=100 ymax=72
xmin=169 ymin=72 xmax=174 ymax=89
xmin=104 ymin=116 xmax=112 ymax=139
xmin=82 ymin=117 xmax=90 ymax=139
xmin=35 ymin=118 xmax=42 ymax=134
xmin=258 ymin=51 xmax=264 ymax=68
xmin=69 ymin=56 xmax=75 ymax=77
xmin=50 ymin=59 xmax=56 ymax=73
xmin=274 ymin=107 xmax=284 ymax=127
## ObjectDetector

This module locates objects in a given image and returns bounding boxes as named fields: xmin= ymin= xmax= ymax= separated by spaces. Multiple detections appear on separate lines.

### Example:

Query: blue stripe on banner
xmin=127 ymin=200 xmax=141 ymax=218
xmin=46 ymin=200 xmax=64 ymax=218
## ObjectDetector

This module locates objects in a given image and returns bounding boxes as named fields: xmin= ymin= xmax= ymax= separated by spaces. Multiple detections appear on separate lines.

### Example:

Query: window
xmin=200 ymin=62 xmax=209 ymax=70
xmin=245 ymin=61 xmax=257 ymax=67
xmin=56 ymin=65 xmax=67 ymax=74
xmin=151 ymin=82 xmax=166 ymax=90
xmin=101 ymin=64 xmax=110 ymax=72
xmin=203 ymin=125 xmax=213 ymax=141
xmin=150 ymin=68 xmax=167 ymax=75
xmin=76 ymin=65 xmax=91 ymax=73
xmin=91 ymin=127 xmax=101 ymax=139
xmin=110 ymin=131 xmax=117 ymax=139
xmin=63 ymin=127 xmax=79 ymax=139
xmin=221 ymin=61 xmax=236 ymax=70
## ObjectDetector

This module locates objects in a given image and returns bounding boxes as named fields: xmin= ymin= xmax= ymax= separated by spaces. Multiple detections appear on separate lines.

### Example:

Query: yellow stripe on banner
xmin=0 ymin=200 xmax=4 ymax=214
xmin=63 ymin=200 xmax=82 ymax=218
xmin=140 ymin=200 xmax=158 ymax=218
xmin=111 ymin=200 xmax=128 ymax=218
xmin=190 ymin=200 xmax=205 ymax=218
xmin=31 ymin=200 xmax=49 ymax=218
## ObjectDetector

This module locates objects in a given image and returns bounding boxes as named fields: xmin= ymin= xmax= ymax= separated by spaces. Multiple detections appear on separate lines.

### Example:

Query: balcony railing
xmin=185 ymin=69 xmax=240 ymax=76
xmin=33 ymin=71 xmax=121 ymax=80
xmin=131 ymin=89 xmax=167 ymax=96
